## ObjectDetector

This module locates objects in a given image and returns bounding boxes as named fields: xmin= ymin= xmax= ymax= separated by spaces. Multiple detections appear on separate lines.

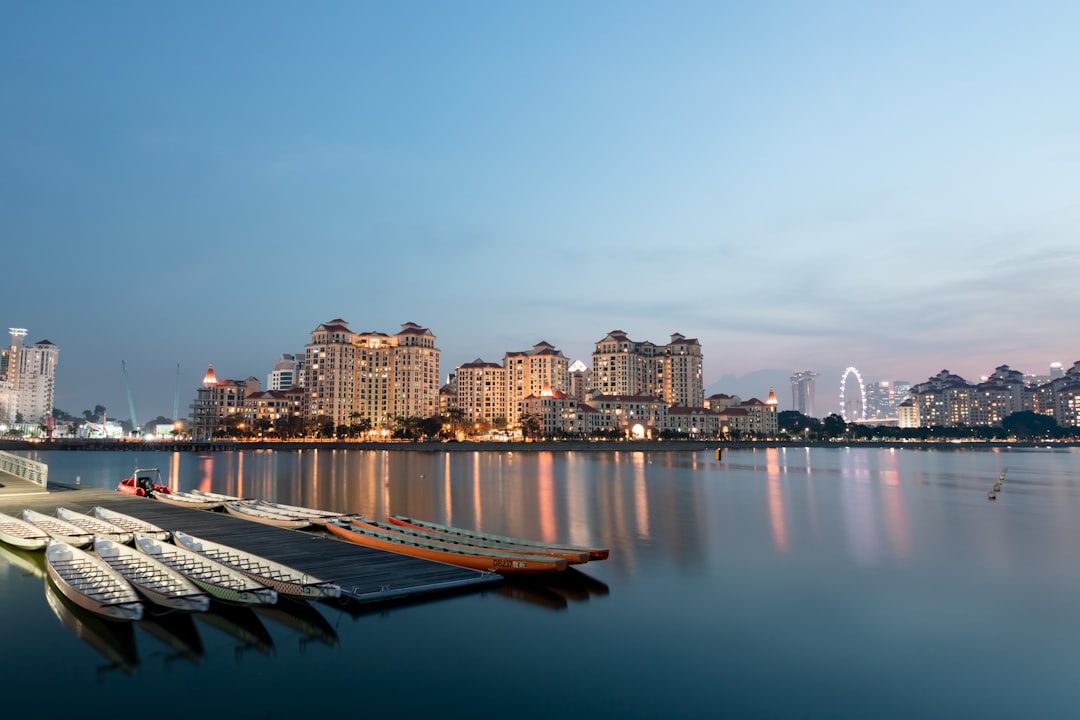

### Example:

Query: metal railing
xmin=0 ymin=450 xmax=48 ymax=488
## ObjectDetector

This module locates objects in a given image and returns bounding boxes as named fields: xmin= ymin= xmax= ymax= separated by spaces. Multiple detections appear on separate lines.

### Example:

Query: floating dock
xmin=0 ymin=483 xmax=500 ymax=604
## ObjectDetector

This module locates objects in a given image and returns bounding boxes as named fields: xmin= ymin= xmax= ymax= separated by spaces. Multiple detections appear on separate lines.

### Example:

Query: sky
xmin=3 ymin=1 xmax=1078 ymax=421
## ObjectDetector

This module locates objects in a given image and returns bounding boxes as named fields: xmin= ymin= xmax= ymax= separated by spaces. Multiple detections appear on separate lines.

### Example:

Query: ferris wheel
xmin=839 ymin=367 xmax=866 ymax=421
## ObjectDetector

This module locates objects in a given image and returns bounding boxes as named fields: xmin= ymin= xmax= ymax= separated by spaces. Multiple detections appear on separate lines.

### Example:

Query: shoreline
xmin=1 ymin=438 xmax=1075 ymax=453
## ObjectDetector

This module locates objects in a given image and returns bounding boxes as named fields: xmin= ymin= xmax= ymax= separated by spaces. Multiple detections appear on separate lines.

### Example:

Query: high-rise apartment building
xmin=454 ymin=360 xmax=507 ymax=426
xmin=1 ymin=329 xmax=59 ymax=425
xmin=505 ymin=341 xmax=570 ymax=423
xmin=190 ymin=364 xmax=258 ymax=441
xmin=305 ymin=319 xmax=441 ymax=429
xmin=590 ymin=330 xmax=702 ymax=406
xmin=790 ymin=371 xmax=817 ymax=417
xmin=568 ymin=359 xmax=591 ymax=402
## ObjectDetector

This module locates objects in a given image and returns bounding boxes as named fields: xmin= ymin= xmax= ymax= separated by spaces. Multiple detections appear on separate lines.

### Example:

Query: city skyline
xmin=4 ymin=3 xmax=1079 ymax=421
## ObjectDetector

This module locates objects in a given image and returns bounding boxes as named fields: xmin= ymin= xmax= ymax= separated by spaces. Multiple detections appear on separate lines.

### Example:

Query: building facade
xmin=790 ymin=371 xmax=818 ymax=417
xmin=304 ymin=320 xmax=441 ymax=430
xmin=2 ymin=329 xmax=59 ymax=426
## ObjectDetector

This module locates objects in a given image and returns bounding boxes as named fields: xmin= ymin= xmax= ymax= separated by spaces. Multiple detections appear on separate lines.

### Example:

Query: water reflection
xmin=27 ymin=446 xmax=1080 ymax=584
xmin=255 ymin=600 xmax=340 ymax=649
xmin=195 ymin=602 xmax=275 ymax=659
xmin=138 ymin=612 xmax=205 ymax=667
xmin=0 ymin=543 xmax=46 ymax=580
xmin=45 ymin=576 xmax=139 ymax=677
xmin=498 ymin=567 xmax=610 ymax=611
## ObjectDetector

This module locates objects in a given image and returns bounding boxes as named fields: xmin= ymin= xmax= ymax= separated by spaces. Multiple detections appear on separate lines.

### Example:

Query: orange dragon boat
xmin=388 ymin=514 xmax=609 ymax=561
xmin=357 ymin=517 xmax=590 ymax=564
xmin=325 ymin=519 xmax=567 ymax=574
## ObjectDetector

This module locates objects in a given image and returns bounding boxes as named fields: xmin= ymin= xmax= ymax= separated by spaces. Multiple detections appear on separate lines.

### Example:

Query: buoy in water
xmin=715 ymin=448 xmax=723 ymax=460
xmin=988 ymin=490 xmax=997 ymax=501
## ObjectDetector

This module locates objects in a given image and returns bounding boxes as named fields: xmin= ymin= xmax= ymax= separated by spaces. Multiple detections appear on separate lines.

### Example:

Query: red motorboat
xmin=117 ymin=468 xmax=170 ymax=496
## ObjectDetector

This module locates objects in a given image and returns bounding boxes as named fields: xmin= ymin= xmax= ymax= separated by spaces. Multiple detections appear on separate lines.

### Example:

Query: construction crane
xmin=122 ymin=360 xmax=139 ymax=438
xmin=173 ymin=363 xmax=180 ymax=422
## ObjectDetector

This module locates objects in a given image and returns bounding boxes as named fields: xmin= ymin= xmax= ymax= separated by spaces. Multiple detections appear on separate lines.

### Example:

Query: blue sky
xmin=3 ymin=1 xmax=1078 ymax=420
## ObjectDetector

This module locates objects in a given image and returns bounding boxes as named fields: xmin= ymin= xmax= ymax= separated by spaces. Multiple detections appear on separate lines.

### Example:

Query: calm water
xmin=3 ymin=446 xmax=1080 ymax=718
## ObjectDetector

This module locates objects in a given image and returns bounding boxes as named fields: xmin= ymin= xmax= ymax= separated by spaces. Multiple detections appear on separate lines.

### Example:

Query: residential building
xmin=568 ymin=359 xmax=591 ymax=402
xmin=190 ymin=364 xmax=258 ymax=441
xmin=304 ymin=319 xmax=441 ymax=430
xmin=3 ymin=329 xmax=59 ymax=425
xmin=520 ymin=384 xmax=582 ymax=437
xmin=590 ymin=330 xmax=703 ymax=406
xmin=454 ymin=359 xmax=508 ymax=427
xmin=505 ymin=341 xmax=569 ymax=424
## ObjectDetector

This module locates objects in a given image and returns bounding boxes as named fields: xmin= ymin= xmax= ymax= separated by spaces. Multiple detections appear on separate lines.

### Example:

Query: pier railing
xmin=0 ymin=450 xmax=48 ymax=488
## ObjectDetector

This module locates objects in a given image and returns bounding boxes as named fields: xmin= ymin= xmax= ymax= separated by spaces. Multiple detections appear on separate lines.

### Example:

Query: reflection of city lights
xmin=766 ymin=449 xmax=788 ymax=553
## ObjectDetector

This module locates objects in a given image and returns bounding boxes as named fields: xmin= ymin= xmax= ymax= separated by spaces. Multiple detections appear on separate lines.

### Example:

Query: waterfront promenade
xmin=0 ymin=437 xmax=1072 ymax=453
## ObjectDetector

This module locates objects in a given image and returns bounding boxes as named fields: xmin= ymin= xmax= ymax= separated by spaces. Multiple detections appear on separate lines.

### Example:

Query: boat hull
xmin=389 ymin=514 xmax=609 ymax=561
xmin=150 ymin=491 xmax=222 ymax=510
xmin=56 ymin=507 xmax=134 ymax=545
xmin=223 ymin=503 xmax=313 ymax=529
xmin=0 ymin=512 xmax=51 ymax=550
xmin=91 ymin=506 xmax=171 ymax=541
xmin=326 ymin=520 xmax=566 ymax=574
xmin=22 ymin=509 xmax=95 ymax=548
xmin=134 ymin=535 xmax=277 ymax=606
xmin=171 ymin=531 xmax=339 ymax=600
xmin=355 ymin=517 xmax=589 ymax=564
xmin=95 ymin=537 xmax=211 ymax=613
xmin=45 ymin=542 xmax=144 ymax=621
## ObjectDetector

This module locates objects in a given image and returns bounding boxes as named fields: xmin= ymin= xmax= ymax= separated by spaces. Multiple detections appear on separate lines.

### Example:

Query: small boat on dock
xmin=223 ymin=502 xmax=313 ymax=530
xmin=23 ymin=509 xmax=96 ymax=548
xmin=45 ymin=540 xmax=144 ymax=621
xmin=190 ymin=488 xmax=254 ymax=502
xmin=326 ymin=519 xmax=567 ymax=574
xmin=253 ymin=500 xmax=350 ymax=525
xmin=0 ymin=511 xmax=52 ymax=550
xmin=150 ymin=490 xmax=223 ymax=510
xmin=134 ymin=535 xmax=277 ymax=606
xmin=388 ymin=514 xmax=610 ymax=561
xmin=94 ymin=537 xmax=211 ymax=613
xmin=91 ymin=506 xmax=171 ymax=541
xmin=56 ymin=507 xmax=134 ymax=545
xmin=171 ymin=531 xmax=340 ymax=601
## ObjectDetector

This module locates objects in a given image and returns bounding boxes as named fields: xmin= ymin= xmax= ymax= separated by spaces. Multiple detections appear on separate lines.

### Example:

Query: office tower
xmin=267 ymin=354 xmax=299 ymax=391
xmin=790 ymin=371 xmax=818 ymax=417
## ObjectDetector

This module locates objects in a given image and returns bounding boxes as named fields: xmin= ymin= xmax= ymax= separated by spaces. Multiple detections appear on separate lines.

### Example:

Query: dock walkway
xmin=0 ymin=485 xmax=499 ymax=604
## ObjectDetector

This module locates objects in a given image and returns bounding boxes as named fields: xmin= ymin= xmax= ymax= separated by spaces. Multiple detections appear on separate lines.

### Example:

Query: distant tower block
xmin=790 ymin=371 xmax=818 ymax=417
